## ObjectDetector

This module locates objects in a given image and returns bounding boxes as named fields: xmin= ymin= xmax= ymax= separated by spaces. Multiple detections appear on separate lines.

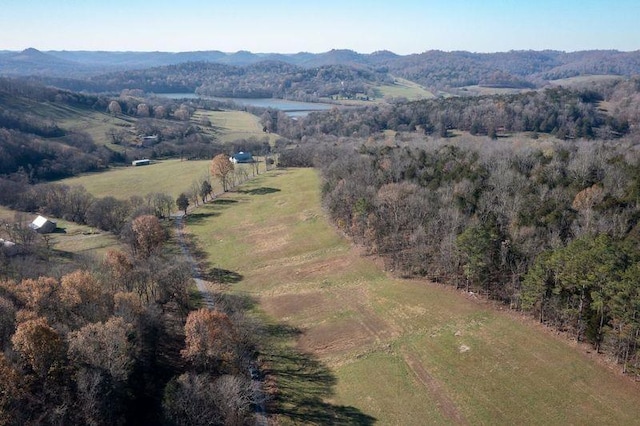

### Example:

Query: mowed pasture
xmin=48 ymin=218 xmax=120 ymax=259
xmin=60 ymin=159 xmax=213 ymax=199
xmin=60 ymin=158 xmax=268 ymax=201
xmin=192 ymin=109 xmax=278 ymax=144
xmin=185 ymin=168 xmax=640 ymax=425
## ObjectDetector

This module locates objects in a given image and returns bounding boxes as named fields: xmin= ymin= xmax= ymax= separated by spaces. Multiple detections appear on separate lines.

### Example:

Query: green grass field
xmin=59 ymin=158 xmax=268 ymax=201
xmin=0 ymin=206 xmax=121 ymax=265
xmin=192 ymin=109 xmax=278 ymax=144
xmin=48 ymin=218 xmax=120 ymax=259
xmin=184 ymin=168 xmax=640 ymax=425
xmin=60 ymin=159 xmax=212 ymax=199
xmin=376 ymin=77 xmax=436 ymax=100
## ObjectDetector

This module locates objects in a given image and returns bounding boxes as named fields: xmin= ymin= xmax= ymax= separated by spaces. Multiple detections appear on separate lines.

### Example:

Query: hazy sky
xmin=2 ymin=0 xmax=638 ymax=54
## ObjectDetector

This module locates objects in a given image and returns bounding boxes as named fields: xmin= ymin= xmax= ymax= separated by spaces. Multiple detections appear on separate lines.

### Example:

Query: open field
xmin=192 ymin=109 xmax=278 ymax=144
xmin=376 ymin=77 xmax=436 ymax=100
xmin=457 ymin=85 xmax=532 ymax=96
xmin=60 ymin=159 xmax=212 ymax=199
xmin=54 ymin=108 xmax=134 ymax=151
xmin=60 ymin=158 xmax=269 ymax=201
xmin=548 ymin=74 xmax=625 ymax=87
xmin=48 ymin=218 xmax=120 ymax=259
xmin=25 ymin=100 xmax=135 ymax=151
xmin=185 ymin=168 xmax=640 ymax=425
xmin=0 ymin=207 xmax=120 ymax=265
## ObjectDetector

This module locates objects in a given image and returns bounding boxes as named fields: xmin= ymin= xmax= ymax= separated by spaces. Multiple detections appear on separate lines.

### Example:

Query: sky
xmin=1 ymin=0 xmax=639 ymax=54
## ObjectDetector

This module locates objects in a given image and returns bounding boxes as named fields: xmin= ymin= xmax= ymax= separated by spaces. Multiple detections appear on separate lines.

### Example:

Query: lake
xmin=157 ymin=93 xmax=334 ymax=117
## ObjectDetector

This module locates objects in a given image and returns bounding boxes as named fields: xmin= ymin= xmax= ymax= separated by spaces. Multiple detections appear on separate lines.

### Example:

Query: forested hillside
xmin=37 ymin=61 xmax=391 ymax=101
xmin=4 ymin=48 xmax=640 ymax=96
xmin=266 ymin=77 xmax=639 ymax=140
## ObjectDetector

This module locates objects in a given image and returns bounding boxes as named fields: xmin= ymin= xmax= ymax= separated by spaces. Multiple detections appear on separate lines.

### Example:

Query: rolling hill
xmin=2 ymin=48 xmax=640 ymax=93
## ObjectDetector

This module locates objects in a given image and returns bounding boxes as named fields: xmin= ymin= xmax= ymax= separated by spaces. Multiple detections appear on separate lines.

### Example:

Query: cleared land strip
xmin=186 ymin=168 xmax=640 ymax=425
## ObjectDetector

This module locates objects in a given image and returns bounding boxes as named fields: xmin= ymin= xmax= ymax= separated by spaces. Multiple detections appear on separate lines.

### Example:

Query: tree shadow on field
xmin=261 ymin=323 xmax=377 ymax=425
xmin=183 ymin=211 xmax=219 ymax=225
xmin=206 ymin=267 xmax=244 ymax=284
xmin=212 ymin=199 xmax=238 ymax=205
xmin=238 ymin=187 xmax=281 ymax=196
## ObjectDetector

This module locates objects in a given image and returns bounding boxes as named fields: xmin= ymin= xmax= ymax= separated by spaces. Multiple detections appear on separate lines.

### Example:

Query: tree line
xmin=267 ymin=80 xmax=639 ymax=141
xmin=43 ymin=61 xmax=391 ymax=101
xmin=279 ymin=130 xmax=640 ymax=377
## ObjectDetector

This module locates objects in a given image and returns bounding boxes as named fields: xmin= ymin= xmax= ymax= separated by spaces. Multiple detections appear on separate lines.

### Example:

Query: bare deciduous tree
xmin=130 ymin=215 xmax=166 ymax=258
xmin=210 ymin=154 xmax=234 ymax=192
xmin=68 ymin=316 xmax=134 ymax=382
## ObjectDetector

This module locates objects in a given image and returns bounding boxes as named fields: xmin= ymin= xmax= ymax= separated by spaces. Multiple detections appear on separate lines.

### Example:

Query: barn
xmin=29 ymin=215 xmax=57 ymax=234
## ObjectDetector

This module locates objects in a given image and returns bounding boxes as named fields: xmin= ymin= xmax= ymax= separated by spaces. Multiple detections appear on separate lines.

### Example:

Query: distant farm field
xmin=376 ymin=77 xmax=435 ymax=100
xmin=31 ymin=102 xmax=135 ymax=151
xmin=549 ymin=74 xmax=625 ymax=87
xmin=185 ymin=168 xmax=640 ymax=425
xmin=60 ymin=159 xmax=212 ymax=199
xmin=193 ymin=109 xmax=277 ymax=144
xmin=457 ymin=85 xmax=531 ymax=96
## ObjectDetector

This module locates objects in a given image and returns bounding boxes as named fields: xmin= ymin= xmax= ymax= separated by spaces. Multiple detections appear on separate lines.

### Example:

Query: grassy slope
xmin=192 ymin=109 xmax=278 ymax=144
xmin=185 ymin=168 xmax=640 ymax=425
xmin=59 ymin=158 xmax=266 ymax=201
xmin=59 ymin=159 xmax=212 ymax=199
xmin=23 ymin=100 xmax=134 ymax=151
xmin=377 ymin=77 xmax=436 ymax=100
xmin=24 ymin=94 xmax=274 ymax=151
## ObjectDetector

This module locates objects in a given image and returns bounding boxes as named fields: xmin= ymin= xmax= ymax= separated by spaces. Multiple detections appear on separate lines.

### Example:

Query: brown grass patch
xmin=261 ymin=291 xmax=329 ymax=320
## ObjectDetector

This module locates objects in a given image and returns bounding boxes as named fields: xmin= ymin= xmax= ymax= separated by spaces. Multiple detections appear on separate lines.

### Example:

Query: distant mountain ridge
xmin=1 ymin=47 xmax=640 ymax=90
